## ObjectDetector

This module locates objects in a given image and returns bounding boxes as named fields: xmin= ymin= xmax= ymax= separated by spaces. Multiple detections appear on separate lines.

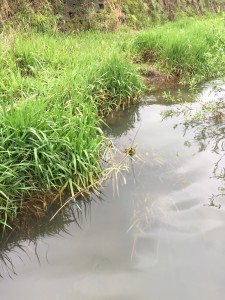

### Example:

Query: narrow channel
xmin=1 ymin=81 xmax=225 ymax=300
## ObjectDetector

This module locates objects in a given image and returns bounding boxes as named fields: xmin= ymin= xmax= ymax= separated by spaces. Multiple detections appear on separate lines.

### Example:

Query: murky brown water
xmin=1 ymin=81 xmax=225 ymax=300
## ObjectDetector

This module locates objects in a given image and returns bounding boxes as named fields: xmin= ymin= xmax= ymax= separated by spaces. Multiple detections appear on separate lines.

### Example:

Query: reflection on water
xmin=103 ymin=104 xmax=141 ymax=138
xmin=1 ymin=81 xmax=225 ymax=300
xmin=0 ymin=199 xmax=92 ymax=278
xmin=162 ymin=79 xmax=225 ymax=204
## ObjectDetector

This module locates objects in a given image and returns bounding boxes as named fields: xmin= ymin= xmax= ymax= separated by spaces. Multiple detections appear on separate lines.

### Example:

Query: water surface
xmin=1 ymin=82 xmax=225 ymax=300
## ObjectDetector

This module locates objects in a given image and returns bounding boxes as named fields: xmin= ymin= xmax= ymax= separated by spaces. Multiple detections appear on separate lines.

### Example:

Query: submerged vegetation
xmin=1 ymin=0 xmax=225 ymax=231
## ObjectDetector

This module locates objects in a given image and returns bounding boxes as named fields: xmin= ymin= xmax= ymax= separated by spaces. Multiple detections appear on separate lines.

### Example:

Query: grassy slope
xmin=1 ymin=0 xmax=225 ymax=30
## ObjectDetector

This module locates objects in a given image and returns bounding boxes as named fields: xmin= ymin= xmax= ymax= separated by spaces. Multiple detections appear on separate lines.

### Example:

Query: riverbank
xmin=1 ymin=16 xmax=225 ymax=231
xmin=133 ymin=17 xmax=225 ymax=87
xmin=0 ymin=30 xmax=143 ymax=230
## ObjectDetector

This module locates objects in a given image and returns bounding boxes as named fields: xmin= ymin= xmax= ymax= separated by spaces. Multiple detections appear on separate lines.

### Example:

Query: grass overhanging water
xmin=0 ymin=30 xmax=144 ymax=230
xmin=1 ymin=16 xmax=225 ymax=230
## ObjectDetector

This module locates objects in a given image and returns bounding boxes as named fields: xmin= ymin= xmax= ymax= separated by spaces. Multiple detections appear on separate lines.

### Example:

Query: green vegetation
xmin=1 ymin=0 xmax=225 ymax=231
xmin=0 ymin=31 xmax=143 ymax=230
xmin=132 ymin=17 xmax=225 ymax=86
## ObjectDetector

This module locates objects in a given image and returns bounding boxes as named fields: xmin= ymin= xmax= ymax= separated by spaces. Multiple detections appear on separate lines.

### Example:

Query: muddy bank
xmin=140 ymin=64 xmax=180 ymax=90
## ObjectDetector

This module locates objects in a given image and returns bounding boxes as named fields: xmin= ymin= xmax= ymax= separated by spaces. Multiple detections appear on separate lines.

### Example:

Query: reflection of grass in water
xmin=103 ymin=104 xmax=141 ymax=139
xmin=0 ymin=197 xmax=92 ymax=278
xmin=125 ymin=141 xmax=195 ymax=261
xmin=128 ymin=193 xmax=179 ymax=260
xmin=0 ymin=147 xmax=133 ymax=277
xmin=138 ymin=147 xmax=165 ymax=167
xmin=125 ymin=147 xmax=180 ymax=259
xmin=162 ymin=83 xmax=225 ymax=205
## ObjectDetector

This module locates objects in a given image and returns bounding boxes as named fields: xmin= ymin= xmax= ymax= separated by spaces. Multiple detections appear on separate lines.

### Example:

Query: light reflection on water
xmin=1 ymin=82 xmax=225 ymax=300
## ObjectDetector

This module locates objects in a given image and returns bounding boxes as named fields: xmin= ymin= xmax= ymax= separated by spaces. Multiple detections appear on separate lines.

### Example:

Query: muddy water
xmin=1 ymin=82 xmax=225 ymax=300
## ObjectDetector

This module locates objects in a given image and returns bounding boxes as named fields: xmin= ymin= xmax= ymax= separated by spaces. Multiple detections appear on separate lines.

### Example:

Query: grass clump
xmin=132 ymin=17 xmax=225 ymax=85
xmin=0 ymin=30 xmax=143 ymax=230
xmin=88 ymin=56 xmax=143 ymax=114
xmin=0 ymin=97 xmax=104 ymax=229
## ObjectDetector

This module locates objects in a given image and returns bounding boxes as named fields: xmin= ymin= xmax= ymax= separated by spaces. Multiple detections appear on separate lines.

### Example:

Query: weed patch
xmin=132 ymin=17 xmax=225 ymax=86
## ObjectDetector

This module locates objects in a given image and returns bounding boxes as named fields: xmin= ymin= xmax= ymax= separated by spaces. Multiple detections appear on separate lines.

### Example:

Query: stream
xmin=1 ymin=81 xmax=225 ymax=300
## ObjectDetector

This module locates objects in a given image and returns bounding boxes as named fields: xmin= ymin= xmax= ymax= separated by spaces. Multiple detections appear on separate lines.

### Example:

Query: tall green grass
xmin=0 ymin=30 xmax=143 ymax=230
xmin=88 ymin=56 xmax=143 ymax=114
xmin=132 ymin=17 xmax=225 ymax=85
